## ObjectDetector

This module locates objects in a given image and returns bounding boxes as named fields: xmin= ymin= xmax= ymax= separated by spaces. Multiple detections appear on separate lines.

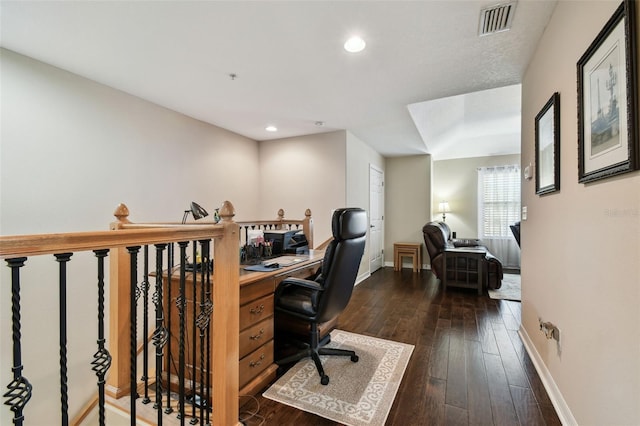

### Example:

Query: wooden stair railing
xmin=236 ymin=208 xmax=314 ymax=249
xmin=0 ymin=201 xmax=240 ymax=426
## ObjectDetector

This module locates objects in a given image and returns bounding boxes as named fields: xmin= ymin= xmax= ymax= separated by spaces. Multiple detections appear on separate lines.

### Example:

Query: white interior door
xmin=369 ymin=165 xmax=384 ymax=273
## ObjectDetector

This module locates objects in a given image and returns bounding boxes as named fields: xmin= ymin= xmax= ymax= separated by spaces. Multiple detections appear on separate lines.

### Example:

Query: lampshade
xmin=182 ymin=201 xmax=209 ymax=223
xmin=438 ymin=201 xmax=450 ymax=222
xmin=190 ymin=202 xmax=208 ymax=220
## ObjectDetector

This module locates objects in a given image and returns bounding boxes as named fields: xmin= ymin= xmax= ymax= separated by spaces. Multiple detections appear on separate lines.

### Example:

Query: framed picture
xmin=535 ymin=92 xmax=560 ymax=195
xmin=577 ymin=0 xmax=638 ymax=183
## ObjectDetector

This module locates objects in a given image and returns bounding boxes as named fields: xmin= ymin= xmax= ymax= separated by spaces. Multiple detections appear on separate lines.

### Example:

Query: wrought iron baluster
xmin=152 ymin=243 xmax=167 ymax=425
xmin=202 ymin=240 xmax=212 ymax=426
xmin=176 ymin=241 xmax=189 ymax=425
xmin=55 ymin=252 xmax=73 ymax=426
xmin=197 ymin=240 xmax=206 ymax=423
xmin=127 ymin=245 xmax=141 ymax=426
xmin=141 ymin=245 xmax=151 ymax=404
xmin=3 ymin=257 xmax=32 ymax=426
xmin=193 ymin=239 xmax=214 ymax=424
xmin=190 ymin=242 xmax=198 ymax=424
xmin=165 ymin=243 xmax=174 ymax=414
xmin=92 ymin=249 xmax=112 ymax=426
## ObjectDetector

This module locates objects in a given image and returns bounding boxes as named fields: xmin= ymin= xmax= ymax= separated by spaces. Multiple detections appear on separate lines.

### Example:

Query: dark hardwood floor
xmin=247 ymin=267 xmax=561 ymax=425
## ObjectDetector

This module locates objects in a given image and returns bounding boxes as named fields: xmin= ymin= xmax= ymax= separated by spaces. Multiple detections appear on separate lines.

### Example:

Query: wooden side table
xmin=393 ymin=242 xmax=422 ymax=272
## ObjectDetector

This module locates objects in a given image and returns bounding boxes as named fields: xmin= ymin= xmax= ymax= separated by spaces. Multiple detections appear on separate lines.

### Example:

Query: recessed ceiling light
xmin=344 ymin=36 xmax=366 ymax=53
xmin=265 ymin=125 xmax=278 ymax=132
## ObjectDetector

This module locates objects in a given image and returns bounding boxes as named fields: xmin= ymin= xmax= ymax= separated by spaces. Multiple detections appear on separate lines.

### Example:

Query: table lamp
xmin=438 ymin=201 xmax=450 ymax=222
xmin=182 ymin=201 xmax=209 ymax=224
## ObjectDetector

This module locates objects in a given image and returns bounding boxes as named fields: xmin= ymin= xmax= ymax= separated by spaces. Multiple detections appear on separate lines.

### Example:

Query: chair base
xmin=275 ymin=320 xmax=359 ymax=385
xmin=276 ymin=345 xmax=358 ymax=385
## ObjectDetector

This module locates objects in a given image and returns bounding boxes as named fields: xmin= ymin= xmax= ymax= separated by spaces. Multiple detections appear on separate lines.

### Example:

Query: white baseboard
xmin=355 ymin=271 xmax=370 ymax=286
xmin=518 ymin=326 xmax=577 ymax=425
xmin=383 ymin=261 xmax=431 ymax=270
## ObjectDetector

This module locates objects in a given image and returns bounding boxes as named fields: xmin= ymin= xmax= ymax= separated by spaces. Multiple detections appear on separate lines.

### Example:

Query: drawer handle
xmin=249 ymin=329 xmax=264 ymax=340
xmin=250 ymin=304 xmax=265 ymax=315
xmin=249 ymin=354 xmax=265 ymax=368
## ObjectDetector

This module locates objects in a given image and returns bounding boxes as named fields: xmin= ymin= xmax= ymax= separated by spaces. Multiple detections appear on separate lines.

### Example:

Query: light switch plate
xmin=522 ymin=206 xmax=528 ymax=220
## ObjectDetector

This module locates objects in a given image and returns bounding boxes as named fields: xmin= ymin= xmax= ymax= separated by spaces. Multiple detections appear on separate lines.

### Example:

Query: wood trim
xmin=212 ymin=208 xmax=240 ymax=425
xmin=70 ymin=394 xmax=98 ymax=426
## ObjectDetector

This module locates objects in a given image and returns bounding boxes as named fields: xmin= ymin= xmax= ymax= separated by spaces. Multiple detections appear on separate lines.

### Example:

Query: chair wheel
xmin=351 ymin=354 xmax=359 ymax=362
xmin=321 ymin=375 xmax=329 ymax=385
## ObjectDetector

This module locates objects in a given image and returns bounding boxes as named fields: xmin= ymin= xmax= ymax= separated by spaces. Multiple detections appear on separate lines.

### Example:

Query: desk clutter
xmin=243 ymin=256 xmax=306 ymax=272
xmin=240 ymin=228 xmax=309 ymax=264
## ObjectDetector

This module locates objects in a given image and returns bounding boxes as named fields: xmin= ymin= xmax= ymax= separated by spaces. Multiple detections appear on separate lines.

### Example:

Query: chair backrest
xmin=315 ymin=208 xmax=367 ymax=323
xmin=422 ymin=221 xmax=450 ymax=262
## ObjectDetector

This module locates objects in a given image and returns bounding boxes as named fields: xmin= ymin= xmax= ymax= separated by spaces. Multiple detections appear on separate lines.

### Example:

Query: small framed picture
xmin=535 ymin=92 xmax=560 ymax=195
xmin=577 ymin=0 xmax=638 ymax=183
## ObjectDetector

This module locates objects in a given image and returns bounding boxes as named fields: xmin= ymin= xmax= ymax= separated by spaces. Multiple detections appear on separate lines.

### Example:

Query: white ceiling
xmin=0 ymin=1 xmax=557 ymax=159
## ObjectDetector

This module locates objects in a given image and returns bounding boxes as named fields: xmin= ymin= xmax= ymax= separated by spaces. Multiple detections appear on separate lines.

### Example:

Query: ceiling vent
xmin=478 ymin=2 xmax=517 ymax=36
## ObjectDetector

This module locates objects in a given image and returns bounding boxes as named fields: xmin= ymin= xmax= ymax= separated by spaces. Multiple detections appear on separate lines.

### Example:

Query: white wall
xmin=521 ymin=2 xmax=640 ymax=424
xmin=384 ymin=155 xmax=432 ymax=268
xmin=0 ymin=48 xmax=261 ymax=424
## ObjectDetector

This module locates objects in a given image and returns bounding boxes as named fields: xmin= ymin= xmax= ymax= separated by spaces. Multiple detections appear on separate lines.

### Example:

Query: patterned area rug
xmin=263 ymin=330 xmax=414 ymax=426
xmin=488 ymin=273 xmax=521 ymax=301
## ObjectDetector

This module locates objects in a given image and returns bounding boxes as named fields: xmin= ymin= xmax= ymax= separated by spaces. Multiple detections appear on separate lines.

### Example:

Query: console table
xmin=164 ymin=251 xmax=324 ymax=398
xmin=443 ymin=246 xmax=486 ymax=295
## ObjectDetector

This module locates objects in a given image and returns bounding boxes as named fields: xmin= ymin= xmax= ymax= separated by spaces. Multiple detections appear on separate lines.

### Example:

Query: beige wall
xmin=432 ymin=154 xmax=520 ymax=240
xmin=0 ymin=49 xmax=262 ymax=424
xmin=259 ymin=130 xmax=384 ymax=282
xmin=385 ymin=155 xmax=432 ymax=268
xmin=258 ymin=131 xmax=347 ymax=246
xmin=521 ymin=2 xmax=640 ymax=424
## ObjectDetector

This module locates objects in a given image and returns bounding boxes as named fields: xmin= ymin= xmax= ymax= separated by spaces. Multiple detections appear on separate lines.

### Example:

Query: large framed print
xmin=535 ymin=92 xmax=560 ymax=195
xmin=577 ymin=0 xmax=638 ymax=183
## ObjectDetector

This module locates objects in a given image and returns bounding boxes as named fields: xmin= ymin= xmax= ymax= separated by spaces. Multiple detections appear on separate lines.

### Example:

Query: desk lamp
xmin=182 ymin=201 xmax=209 ymax=224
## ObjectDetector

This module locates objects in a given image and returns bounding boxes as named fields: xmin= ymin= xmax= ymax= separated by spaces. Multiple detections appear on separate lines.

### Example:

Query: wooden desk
xmin=164 ymin=251 xmax=324 ymax=398
xmin=443 ymin=247 xmax=485 ymax=295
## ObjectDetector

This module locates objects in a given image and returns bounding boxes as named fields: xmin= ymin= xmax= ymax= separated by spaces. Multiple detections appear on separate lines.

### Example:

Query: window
xmin=477 ymin=165 xmax=521 ymax=239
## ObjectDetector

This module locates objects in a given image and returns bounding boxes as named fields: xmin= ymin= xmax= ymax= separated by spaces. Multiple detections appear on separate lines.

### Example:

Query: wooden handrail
xmin=0 ymin=202 xmax=242 ymax=259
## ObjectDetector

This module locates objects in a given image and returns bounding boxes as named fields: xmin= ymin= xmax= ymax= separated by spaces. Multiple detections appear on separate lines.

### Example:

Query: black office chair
xmin=274 ymin=207 xmax=367 ymax=385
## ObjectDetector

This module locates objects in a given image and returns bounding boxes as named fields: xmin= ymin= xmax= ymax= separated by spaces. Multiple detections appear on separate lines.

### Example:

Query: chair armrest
xmin=275 ymin=277 xmax=323 ymax=298
xmin=452 ymin=238 xmax=481 ymax=247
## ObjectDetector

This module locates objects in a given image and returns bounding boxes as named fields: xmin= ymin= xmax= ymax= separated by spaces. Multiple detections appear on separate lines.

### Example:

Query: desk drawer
xmin=239 ymin=317 xmax=274 ymax=359
xmin=239 ymin=340 xmax=274 ymax=388
xmin=240 ymin=277 xmax=276 ymax=305
xmin=240 ymin=294 xmax=274 ymax=330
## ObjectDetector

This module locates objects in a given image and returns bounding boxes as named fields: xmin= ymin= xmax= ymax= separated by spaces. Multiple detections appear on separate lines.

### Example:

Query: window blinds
xmin=477 ymin=165 xmax=521 ymax=239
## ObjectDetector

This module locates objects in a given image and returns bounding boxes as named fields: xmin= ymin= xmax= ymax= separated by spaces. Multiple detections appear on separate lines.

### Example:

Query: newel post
xmin=106 ymin=204 xmax=132 ymax=398
xmin=212 ymin=200 xmax=240 ymax=425
xmin=276 ymin=208 xmax=285 ymax=230
xmin=303 ymin=208 xmax=314 ymax=249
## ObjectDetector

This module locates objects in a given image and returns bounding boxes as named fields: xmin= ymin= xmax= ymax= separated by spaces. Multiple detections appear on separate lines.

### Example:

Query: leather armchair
xmin=422 ymin=221 xmax=503 ymax=290
xmin=274 ymin=208 xmax=367 ymax=385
